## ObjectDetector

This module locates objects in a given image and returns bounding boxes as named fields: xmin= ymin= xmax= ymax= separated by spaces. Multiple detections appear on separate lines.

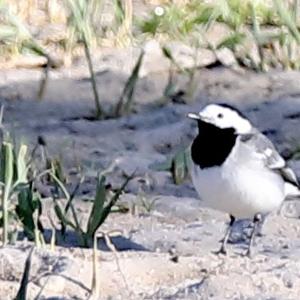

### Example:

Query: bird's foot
xmin=213 ymin=246 xmax=227 ymax=256
xmin=243 ymin=249 xmax=253 ymax=258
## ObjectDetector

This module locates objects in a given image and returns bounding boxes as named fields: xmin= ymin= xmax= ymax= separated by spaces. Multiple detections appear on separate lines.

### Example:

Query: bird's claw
xmin=213 ymin=246 xmax=227 ymax=256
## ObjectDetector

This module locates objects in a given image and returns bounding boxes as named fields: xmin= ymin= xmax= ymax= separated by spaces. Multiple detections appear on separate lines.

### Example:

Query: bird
xmin=187 ymin=103 xmax=300 ymax=257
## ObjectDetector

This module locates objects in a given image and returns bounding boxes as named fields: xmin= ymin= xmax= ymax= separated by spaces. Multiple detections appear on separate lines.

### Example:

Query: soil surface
xmin=1 ymin=45 xmax=300 ymax=299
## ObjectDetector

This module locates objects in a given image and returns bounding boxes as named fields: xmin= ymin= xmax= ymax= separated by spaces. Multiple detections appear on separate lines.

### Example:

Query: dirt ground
xmin=1 ymin=44 xmax=300 ymax=299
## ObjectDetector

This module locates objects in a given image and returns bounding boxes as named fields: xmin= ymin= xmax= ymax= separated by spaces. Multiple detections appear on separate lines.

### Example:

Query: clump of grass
xmin=0 ymin=111 xmax=133 ymax=249
xmin=137 ymin=194 xmax=158 ymax=214
xmin=0 ymin=2 xmax=46 ymax=59
xmin=1 ymin=0 xmax=142 ymax=119
xmin=0 ymin=134 xmax=44 ymax=246
xmin=0 ymin=1 xmax=56 ymax=99
xmin=8 ymin=0 xmax=300 ymax=119
xmin=151 ymin=146 xmax=191 ymax=185
xmin=139 ymin=0 xmax=300 ymax=72
xmin=3 ymin=0 xmax=300 ymax=73
xmin=63 ymin=0 xmax=145 ymax=119
xmin=15 ymin=181 xmax=43 ymax=241
xmin=51 ymin=172 xmax=133 ymax=247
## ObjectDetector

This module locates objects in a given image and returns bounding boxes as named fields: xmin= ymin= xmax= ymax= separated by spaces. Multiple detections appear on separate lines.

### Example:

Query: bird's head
xmin=188 ymin=103 xmax=252 ymax=135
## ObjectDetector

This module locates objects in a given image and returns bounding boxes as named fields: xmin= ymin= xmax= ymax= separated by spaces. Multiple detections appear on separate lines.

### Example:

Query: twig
xmin=37 ymin=63 xmax=50 ymax=100
xmin=88 ymin=235 xmax=100 ymax=300
xmin=99 ymin=231 xmax=131 ymax=296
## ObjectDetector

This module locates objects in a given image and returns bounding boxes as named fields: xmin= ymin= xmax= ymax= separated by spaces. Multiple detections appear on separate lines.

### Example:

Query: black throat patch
xmin=191 ymin=120 xmax=237 ymax=169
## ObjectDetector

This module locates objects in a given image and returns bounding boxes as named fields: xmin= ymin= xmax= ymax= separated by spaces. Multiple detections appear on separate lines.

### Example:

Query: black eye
xmin=217 ymin=113 xmax=223 ymax=118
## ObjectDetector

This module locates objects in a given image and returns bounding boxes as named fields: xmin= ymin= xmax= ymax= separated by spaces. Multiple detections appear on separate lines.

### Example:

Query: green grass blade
xmin=92 ymin=175 xmax=132 ymax=233
xmin=86 ymin=175 xmax=132 ymax=239
xmin=17 ymin=144 xmax=28 ymax=183
xmin=50 ymin=172 xmax=84 ymax=240
xmin=138 ymin=13 xmax=160 ymax=35
xmin=171 ymin=149 xmax=186 ymax=185
xmin=1 ymin=141 xmax=14 ymax=245
xmin=65 ymin=0 xmax=103 ymax=118
xmin=161 ymin=46 xmax=188 ymax=74
xmin=171 ymin=147 xmax=190 ymax=185
xmin=273 ymin=0 xmax=300 ymax=43
xmin=49 ymin=172 xmax=70 ymax=200
xmin=51 ymin=158 xmax=66 ymax=184
xmin=53 ymin=198 xmax=77 ymax=230
xmin=114 ymin=0 xmax=125 ymax=26
xmin=15 ymin=184 xmax=42 ymax=240
xmin=22 ymin=40 xmax=48 ymax=57
xmin=217 ymin=32 xmax=246 ymax=50
xmin=86 ymin=175 xmax=106 ymax=237
xmin=83 ymin=35 xmax=103 ymax=119
xmin=14 ymin=247 xmax=34 ymax=300
xmin=251 ymin=2 xmax=265 ymax=70
xmin=0 ymin=25 xmax=18 ymax=40
xmin=64 ymin=177 xmax=84 ymax=214
xmin=115 ymin=50 xmax=144 ymax=116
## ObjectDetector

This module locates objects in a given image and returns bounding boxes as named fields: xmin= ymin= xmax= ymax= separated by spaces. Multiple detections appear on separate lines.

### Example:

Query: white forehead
xmin=201 ymin=104 xmax=238 ymax=116
xmin=200 ymin=104 xmax=252 ymax=134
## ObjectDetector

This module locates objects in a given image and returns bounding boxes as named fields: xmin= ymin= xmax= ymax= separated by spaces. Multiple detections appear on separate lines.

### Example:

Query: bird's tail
xmin=284 ymin=182 xmax=300 ymax=200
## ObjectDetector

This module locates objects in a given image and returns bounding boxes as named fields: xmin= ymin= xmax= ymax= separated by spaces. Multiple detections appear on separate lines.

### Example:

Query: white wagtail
xmin=188 ymin=103 xmax=299 ymax=256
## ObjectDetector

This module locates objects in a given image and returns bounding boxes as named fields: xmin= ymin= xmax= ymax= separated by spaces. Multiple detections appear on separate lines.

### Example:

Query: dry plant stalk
xmin=101 ymin=231 xmax=131 ymax=295
xmin=116 ymin=0 xmax=133 ymax=47
xmin=46 ymin=0 xmax=66 ymax=23
xmin=89 ymin=235 xmax=100 ymax=299
xmin=1 ymin=141 xmax=13 ymax=246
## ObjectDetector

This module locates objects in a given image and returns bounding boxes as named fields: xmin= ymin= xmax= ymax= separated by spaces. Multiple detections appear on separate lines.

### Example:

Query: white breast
xmin=190 ymin=140 xmax=286 ymax=219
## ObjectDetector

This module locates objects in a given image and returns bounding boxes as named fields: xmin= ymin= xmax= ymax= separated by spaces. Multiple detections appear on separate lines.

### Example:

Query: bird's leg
xmin=245 ymin=213 xmax=262 ymax=258
xmin=215 ymin=215 xmax=235 ymax=255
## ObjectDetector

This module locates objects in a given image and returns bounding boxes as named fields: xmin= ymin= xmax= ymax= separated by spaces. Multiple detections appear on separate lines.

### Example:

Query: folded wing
xmin=240 ymin=130 xmax=299 ymax=196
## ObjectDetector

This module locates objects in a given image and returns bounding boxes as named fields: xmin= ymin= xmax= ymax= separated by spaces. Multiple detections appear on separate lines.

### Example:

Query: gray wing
xmin=240 ymin=129 xmax=299 ymax=188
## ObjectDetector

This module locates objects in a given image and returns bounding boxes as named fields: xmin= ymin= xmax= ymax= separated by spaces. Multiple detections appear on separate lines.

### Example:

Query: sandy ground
xmin=1 ymin=46 xmax=300 ymax=299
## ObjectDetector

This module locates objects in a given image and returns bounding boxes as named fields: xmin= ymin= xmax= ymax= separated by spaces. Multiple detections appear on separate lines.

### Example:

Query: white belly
xmin=190 ymin=148 xmax=285 ymax=219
